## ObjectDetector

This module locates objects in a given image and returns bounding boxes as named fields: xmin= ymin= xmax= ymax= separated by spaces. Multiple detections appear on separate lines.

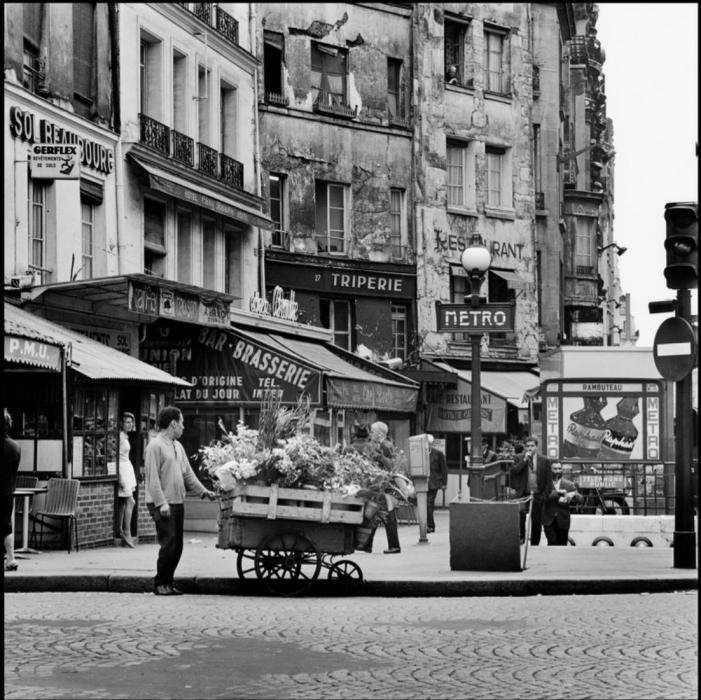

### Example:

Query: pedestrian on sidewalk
xmin=145 ymin=406 xmax=216 ymax=596
xmin=117 ymin=412 xmax=138 ymax=548
xmin=4 ymin=409 xmax=21 ymax=572
xmin=427 ymin=434 xmax=447 ymax=533
xmin=510 ymin=437 xmax=552 ymax=545
xmin=482 ymin=438 xmax=498 ymax=466
xmin=542 ymin=462 xmax=582 ymax=546
xmin=344 ymin=422 xmax=403 ymax=554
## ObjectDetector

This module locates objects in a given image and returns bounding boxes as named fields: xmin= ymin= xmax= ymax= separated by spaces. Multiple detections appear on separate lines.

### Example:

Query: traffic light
xmin=664 ymin=202 xmax=698 ymax=289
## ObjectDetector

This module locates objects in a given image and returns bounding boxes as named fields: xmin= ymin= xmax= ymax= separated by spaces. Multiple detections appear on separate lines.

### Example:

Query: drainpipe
xmin=250 ymin=3 xmax=265 ymax=297
xmin=110 ymin=3 xmax=124 ymax=276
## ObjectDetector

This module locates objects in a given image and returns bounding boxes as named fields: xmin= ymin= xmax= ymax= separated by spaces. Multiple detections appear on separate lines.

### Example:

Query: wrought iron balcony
xmin=216 ymin=6 xmax=239 ymax=45
xmin=570 ymin=36 xmax=588 ymax=65
xmin=265 ymin=91 xmax=289 ymax=106
xmin=193 ymin=3 xmax=212 ymax=24
xmin=220 ymin=153 xmax=243 ymax=189
xmin=198 ymin=142 xmax=218 ymax=177
xmin=389 ymin=116 xmax=410 ymax=129
xmin=172 ymin=130 xmax=194 ymax=166
xmin=313 ymin=100 xmax=358 ymax=119
xmin=139 ymin=114 xmax=170 ymax=156
xmin=576 ymin=265 xmax=595 ymax=276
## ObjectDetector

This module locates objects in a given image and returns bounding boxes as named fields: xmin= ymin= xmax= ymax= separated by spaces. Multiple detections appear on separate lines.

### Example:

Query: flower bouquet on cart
xmin=198 ymin=392 xmax=412 ymax=538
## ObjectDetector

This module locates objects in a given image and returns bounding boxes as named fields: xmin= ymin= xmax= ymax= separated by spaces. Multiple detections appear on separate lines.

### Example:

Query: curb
xmin=4 ymin=575 xmax=697 ymax=597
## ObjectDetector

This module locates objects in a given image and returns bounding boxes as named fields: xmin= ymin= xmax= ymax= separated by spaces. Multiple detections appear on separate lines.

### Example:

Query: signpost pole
xmin=673 ymin=288 xmax=696 ymax=569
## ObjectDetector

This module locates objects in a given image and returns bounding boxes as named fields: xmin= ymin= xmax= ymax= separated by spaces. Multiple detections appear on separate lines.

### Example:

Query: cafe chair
xmin=14 ymin=475 xmax=39 ymax=516
xmin=31 ymin=479 xmax=81 ymax=553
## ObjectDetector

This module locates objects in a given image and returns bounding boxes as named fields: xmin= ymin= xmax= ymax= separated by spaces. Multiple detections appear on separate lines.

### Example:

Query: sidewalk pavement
xmin=4 ymin=510 xmax=697 ymax=597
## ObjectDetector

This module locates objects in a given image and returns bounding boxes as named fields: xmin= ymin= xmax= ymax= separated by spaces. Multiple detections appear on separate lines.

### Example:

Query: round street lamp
xmin=460 ymin=234 xmax=491 ymax=498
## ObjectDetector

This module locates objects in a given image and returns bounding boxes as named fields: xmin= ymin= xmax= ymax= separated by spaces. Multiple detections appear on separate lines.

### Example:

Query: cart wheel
xmin=327 ymin=559 xmax=364 ymax=595
xmin=254 ymin=529 xmax=321 ymax=597
xmin=236 ymin=549 xmax=257 ymax=580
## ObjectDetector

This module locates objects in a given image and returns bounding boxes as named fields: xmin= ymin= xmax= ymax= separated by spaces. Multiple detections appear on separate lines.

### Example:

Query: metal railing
xmin=139 ymin=114 xmax=170 ymax=156
xmin=220 ymin=153 xmax=243 ymax=189
xmin=172 ymin=130 xmax=194 ymax=166
xmin=484 ymin=461 xmax=679 ymax=516
xmin=181 ymin=3 xmax=239 ymax=46
xmin=198 ymin=142 xmax=218 ymax=177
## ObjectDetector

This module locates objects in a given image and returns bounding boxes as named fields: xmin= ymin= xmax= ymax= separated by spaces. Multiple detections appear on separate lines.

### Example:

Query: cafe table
xmin=13 ymin=487 xmax=48 ymax=559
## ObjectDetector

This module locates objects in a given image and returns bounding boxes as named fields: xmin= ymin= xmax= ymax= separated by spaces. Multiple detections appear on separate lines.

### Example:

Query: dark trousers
xmin=147 ymin=503 xmax=185 ymax=587
xmin=365 ymin=509 xmax=400 ymax=551
xmin=427 ymin=489 xmax=438 ymax=530
xmin=544 ymin=520 xmax=570 ymax=546
xmin=530 ymin=496 xmax=544 ymax=546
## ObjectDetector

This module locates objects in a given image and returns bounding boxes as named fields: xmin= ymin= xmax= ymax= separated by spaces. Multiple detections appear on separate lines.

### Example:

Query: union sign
xmin=436 ymin=302 xmax=515 ymax=333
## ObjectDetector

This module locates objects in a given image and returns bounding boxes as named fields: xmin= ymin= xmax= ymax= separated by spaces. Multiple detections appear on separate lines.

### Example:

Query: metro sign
xmin=436 ymin=302 xmax=515 ymax=333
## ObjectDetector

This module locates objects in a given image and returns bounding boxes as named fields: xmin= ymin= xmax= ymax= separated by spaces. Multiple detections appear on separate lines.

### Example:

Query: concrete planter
xmin=449 ymin=497 xmax=521 ymax=571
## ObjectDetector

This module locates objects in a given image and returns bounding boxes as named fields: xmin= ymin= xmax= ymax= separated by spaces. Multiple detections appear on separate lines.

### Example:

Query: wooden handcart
xmin=217 ymin=483 xmax=368 ymax=596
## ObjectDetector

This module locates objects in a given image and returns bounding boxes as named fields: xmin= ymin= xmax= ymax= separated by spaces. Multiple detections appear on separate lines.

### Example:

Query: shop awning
xmin=490 ymin=269 xmax=529 ymax=290
xmin=235 ymin=327 xmax=419 ymax=413
xmin=129 ymin=155 xmax=275 ymax=230
xmin=4 ymin=302 xmax=192 ymax=386
xmin=431 ymin=360 xmax=539 ymax=409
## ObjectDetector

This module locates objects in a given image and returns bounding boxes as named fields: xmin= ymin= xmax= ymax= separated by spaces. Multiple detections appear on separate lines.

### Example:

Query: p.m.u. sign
xmin=436 ymin=302 xmax=515 ymax=333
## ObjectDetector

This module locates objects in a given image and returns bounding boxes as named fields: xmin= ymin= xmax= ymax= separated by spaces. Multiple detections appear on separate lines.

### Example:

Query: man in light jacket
xmin=145 ymin=406 xmax=215 ymax=596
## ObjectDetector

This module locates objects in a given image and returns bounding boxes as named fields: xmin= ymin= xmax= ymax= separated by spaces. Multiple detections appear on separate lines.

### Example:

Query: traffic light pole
xmin=673 ymin=288 xmax=696 ymax=569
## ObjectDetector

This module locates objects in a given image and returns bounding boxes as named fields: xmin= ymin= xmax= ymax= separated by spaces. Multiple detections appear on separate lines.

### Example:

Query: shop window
xmin=387 ymin=58 xmax=405 ymax=120
xmin=7 ymin=373 xmax=63 ymax=441
xmin=315 ymin=181 xmax=348 ymax=254
xmin=72 ymin=387 xmax=119 ymax=478
xmin=264 ymin=31 xmax=284 ymax=102
xmin=202 ymin=217 xmax=216 ymax=290
xmin=311 ymin=43 xmax=347 ymax=109
xmin=320 ymin=299 xmax=351 ymax=350
xmin=73 ymin=3 xmax=95 ymax=118
xmin=144 ymin=197 xmax=166 ymax=278
xmin=269 ymin=174 xmax=287 ymax=248
xmin=81 ymin=199 xmax=94 ymax=279
xmin=390 ymin=188 xmax=405 ymax=260
xmin=391 ymin=305 xmax=408 ymax=361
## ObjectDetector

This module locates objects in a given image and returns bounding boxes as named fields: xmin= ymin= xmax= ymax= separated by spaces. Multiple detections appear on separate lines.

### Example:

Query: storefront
xmin=4 ymin=300 xmax=192 ymax=548
xmin=265 ymin=254 xmax=417 ymax=364
xmin=139 ymin=314 xmax=420 ymax=478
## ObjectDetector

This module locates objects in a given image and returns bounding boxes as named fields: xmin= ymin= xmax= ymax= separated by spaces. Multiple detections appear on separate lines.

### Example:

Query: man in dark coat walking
xmin=426 ymin=434 xmax=447 ymax=533
xmin=542 ymin=463 xmax=582 ymax=545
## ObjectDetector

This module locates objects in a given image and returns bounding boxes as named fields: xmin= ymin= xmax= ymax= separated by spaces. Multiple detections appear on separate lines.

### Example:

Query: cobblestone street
xmin=4 ymin=591 xmax=697 ymax=699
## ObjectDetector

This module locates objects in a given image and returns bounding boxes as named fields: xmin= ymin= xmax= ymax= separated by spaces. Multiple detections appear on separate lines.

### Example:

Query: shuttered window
xmin=73 ymin=3 xmax=95 ymax=103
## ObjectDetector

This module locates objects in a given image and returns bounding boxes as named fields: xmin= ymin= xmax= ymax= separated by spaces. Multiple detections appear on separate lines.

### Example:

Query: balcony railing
xmin=265 ymin=91 xmax=289 ymax=106
xmin=193 ymin=3 xmax=212 ymax=24
xmin=570 ymin=36 xmax=588 ymax=65
xmin=313 ymin=100 xmax=358 ymax=119
xmin=140 ymin=114 xmax=170 ymax=156
xmin=172 ymin=130 xmax=194 ymax=166
xmin=180 ymin=3 xmax=239 ymax=46
xmin=220 ymin=153 xmax=243 ymax=189
xmin=576 ymin=265 xmax=595 ymax=276
xmin=198 ymin=143 xmax=218 ymax=177
xmin=216 ymin=6 xmax=239 ymax=45
xmin=389 ymin=116 xmax=410 ymax=129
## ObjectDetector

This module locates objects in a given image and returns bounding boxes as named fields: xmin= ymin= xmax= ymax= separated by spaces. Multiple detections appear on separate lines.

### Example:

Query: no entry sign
xmin=653 ymin=317 xmax=697 ymax=382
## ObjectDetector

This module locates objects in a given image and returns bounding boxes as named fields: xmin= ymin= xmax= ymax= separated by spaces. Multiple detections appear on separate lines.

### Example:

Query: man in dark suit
xmin=426 ymin=435 xmax=447 ymax=533
xmin=510 ymin=436 xmax=552 ymax=546
xmin=482 ymin=438 xmax=498 ymax=466
xmin=542 ymin=463 xmax=583 ymax=546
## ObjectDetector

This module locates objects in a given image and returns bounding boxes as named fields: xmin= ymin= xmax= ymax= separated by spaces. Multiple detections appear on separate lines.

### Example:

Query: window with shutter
xmin=73 ymin=3 xmax=95 ymax=110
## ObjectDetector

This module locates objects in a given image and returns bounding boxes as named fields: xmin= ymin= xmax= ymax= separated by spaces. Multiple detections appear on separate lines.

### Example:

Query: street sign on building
xmin=653 ymin=317 xmax=697 ymax=382
xmin=435 ymin=302 xmax=515 ymax=333
xmin=29 ymin=143 xmax=80 ymax=179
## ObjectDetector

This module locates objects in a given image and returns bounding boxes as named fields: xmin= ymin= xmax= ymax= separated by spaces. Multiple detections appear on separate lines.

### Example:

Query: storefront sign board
xmin=4 ymin=335 xmax=62 ymax=370
xmin=425 ymin=378 xmax=506 ymax=433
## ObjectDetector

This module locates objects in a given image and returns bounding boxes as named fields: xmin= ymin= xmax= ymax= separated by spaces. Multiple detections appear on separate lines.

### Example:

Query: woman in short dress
xmin=118 ymin=412 xmax=137 ymax=547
